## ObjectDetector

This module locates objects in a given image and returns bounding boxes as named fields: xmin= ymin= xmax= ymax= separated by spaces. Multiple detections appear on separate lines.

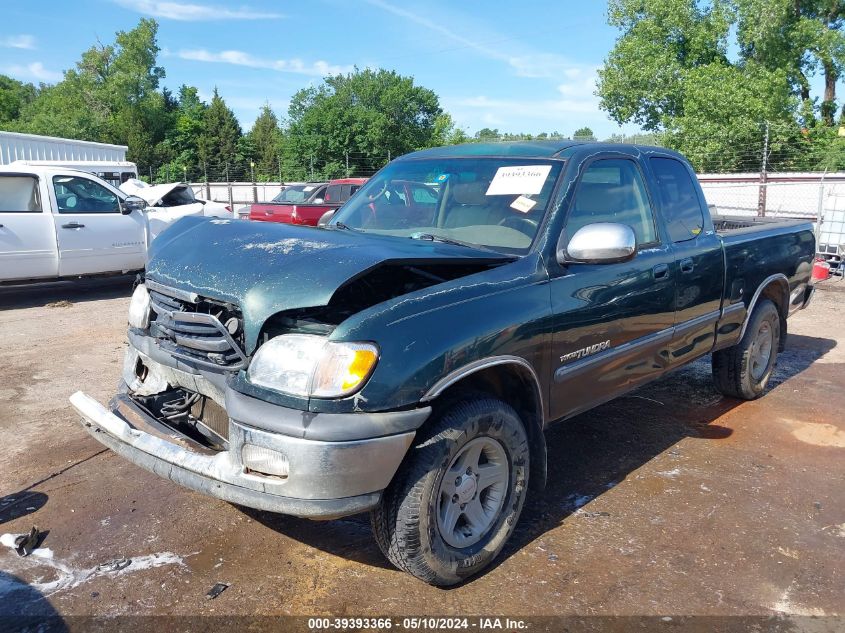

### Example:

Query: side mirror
xmin=557 ymin=222 xmax=637 ymax=265
xmin=317 ymin=209 xmax=336 ymax=226
xmin=313 ymin=198 xmax=324 ymax=204
xmin=122 ymin=195 xmax=147 ymax=215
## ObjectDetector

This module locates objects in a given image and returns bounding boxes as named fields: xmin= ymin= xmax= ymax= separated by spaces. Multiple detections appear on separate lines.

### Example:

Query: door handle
xmin=680 ymin=258 xmax=695 ymax=274
xmin=61 ymin=222 xmax=85 ymax=229
xmin=652 ymin=263 xmax=669 ymax=279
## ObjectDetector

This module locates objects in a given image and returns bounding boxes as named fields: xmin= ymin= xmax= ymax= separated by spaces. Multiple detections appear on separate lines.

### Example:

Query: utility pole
xmin=345 ymin=152 xmax=349 ymax=177
xmin=309 ymin=154 xmax=314 ymax=181
xmin=757 ymin=121 xmax=769 ymax=217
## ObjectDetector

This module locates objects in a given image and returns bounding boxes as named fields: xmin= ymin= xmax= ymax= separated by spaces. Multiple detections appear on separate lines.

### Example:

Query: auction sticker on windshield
xmin=510 ymin=195 xmax=537 ymax=213
xmin=486 ymin=164 xmax=552 ymax=196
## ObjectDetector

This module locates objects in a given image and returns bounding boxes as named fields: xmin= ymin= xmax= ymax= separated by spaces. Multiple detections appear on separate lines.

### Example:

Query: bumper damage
xmin=70 ymin=348 xmax=423 ymax=518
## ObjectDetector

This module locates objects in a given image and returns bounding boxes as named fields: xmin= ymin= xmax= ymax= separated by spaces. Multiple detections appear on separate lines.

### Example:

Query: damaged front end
xmin=70 ymin=219 xmax=512 ymax=518
xmin=72 ymin=278 xmax=427 ymax=519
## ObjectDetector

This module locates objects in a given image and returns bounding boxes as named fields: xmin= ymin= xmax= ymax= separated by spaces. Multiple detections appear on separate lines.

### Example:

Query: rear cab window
xmin=0 ymin=176 xmax=42 ymax=213
xmin=649 ymin=157 xmax=705 ymax=242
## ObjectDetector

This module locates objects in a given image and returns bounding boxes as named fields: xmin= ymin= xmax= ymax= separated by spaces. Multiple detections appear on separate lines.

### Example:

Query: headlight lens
xmin=128 ymin=283 xmax=151 ymax=329
xmin=247 ymin=334 xmax=378 ymax=398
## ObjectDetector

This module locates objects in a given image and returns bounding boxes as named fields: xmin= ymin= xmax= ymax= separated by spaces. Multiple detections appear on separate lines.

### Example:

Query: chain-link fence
xmin=148 ymin=152 xmax=394 ymax=186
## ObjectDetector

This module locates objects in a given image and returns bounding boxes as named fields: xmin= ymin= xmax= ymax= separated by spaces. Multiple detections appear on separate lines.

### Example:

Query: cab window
xmin=649 ymin=157 xmax=704 ymax=242
xmin=567 ymin=159 xmax=657 ymax=245
xmin=53 ymin=176 xmax=120 ymax=214
xmin=0 ymin=176 xmax=42 ymax=213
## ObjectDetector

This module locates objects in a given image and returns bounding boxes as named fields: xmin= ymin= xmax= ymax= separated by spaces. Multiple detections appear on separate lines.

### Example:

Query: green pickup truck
xmin=71 ymin=141 xmax=815 ymax=585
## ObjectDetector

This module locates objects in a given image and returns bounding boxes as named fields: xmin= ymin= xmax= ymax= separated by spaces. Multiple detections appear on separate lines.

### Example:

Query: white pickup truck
xmin=0 ymin=165 xmax=206 ymax=284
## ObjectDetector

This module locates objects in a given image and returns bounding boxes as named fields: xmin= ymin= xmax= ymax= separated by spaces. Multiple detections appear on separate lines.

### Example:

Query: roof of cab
xmin=0 ymin=164 xmax=95 ymax=177
xmin=398 ymin=140 xmax=684 ymax=161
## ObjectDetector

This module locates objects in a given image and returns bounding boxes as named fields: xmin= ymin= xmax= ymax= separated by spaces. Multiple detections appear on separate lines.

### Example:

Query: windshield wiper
xmin=410 ymin=233 xmax=475 ymax=248
xmin=332 ymin=221 xmax=361 ymax=232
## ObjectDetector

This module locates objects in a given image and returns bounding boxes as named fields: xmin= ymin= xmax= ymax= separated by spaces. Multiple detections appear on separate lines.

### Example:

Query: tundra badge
xmin=560 ymin=340 xmax=610 ymax=364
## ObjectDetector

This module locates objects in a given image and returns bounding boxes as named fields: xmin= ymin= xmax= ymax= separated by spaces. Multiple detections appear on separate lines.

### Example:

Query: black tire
xmin=371 ymin=396 xmax=530 ymax=586
xmin=712 ymin=299 xmax=781 ymax=400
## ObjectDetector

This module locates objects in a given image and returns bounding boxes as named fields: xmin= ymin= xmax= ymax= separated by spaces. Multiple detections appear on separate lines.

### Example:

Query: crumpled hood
xmin=145 ymin=217 xmax=508 ymax=352
xmin=120 ymin=180 xmax=187 ymax=206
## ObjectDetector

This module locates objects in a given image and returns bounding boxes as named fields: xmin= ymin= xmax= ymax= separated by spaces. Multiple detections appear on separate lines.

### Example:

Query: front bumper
xmin=70 ymin=344 xmax=426 ymax=518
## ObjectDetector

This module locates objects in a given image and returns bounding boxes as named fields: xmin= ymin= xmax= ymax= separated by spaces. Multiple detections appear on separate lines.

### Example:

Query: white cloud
xmin=508 ymin=55 xmax=593 ymax=80
xmin=112 ymin=0 xmax=283 ymax=21
xmin=556 ymin=67 xmax=600 ymax=99
xmin=2 ymin=62 xmax=62 ymax=83
xmin=0 ymin=34 xmax=36 ymax=50
xmin=178 ymin=49 xmax=353 ymax=77
xmin=365 ymin=0 xmax=514 ymax=63
xmin=366 ymin=0 xmax=596 ymax=85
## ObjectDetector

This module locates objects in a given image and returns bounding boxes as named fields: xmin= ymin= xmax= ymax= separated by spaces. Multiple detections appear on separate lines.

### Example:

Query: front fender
xmin=310 ymin=256 xmax=554 ymax=414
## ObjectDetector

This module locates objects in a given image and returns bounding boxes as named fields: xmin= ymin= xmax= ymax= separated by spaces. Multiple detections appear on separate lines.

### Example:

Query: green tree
xmin=667 ymin=64 xmax=796 ymax=171
xmin=474 ymin=127 xmax=500 ymax=140
xmin=247 ymin=104 xmax=282 ymax=179
xmin=284 ymin=68 xmax=443 ymax=178
xmin=156 ymin=85 xmax=208 ymax=181
xmin=598 ymin=0 xmax=845 ymax=171
xmin=572 ymin=126 xmax=596 ymax=140
xmin=734 ymin=0 xmax=845 ymax=126
xmin=0 ymin=76 xmax=37 ymax=124
xmin=11 ymin=18 xmax=172 ymax=174
xmin=199 ymin=88 xmax=242 ymax=176
xmin=598 ymin=0 xmax=734 ymax=132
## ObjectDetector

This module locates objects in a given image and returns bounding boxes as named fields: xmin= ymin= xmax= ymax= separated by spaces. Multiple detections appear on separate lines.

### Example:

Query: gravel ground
xmin=0 ymin=277 xmax=842 ymax=628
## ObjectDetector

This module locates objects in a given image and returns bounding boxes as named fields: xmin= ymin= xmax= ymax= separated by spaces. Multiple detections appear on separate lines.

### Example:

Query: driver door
xmin=51 ymin=174 xmax=146 ymax=276
xmin=547 ymin=157 xmax=676 ymax=421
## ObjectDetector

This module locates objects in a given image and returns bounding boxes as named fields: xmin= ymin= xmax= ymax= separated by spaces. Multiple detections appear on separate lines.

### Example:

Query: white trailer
xmin=0 ymin=131 xmax=137 ymax=187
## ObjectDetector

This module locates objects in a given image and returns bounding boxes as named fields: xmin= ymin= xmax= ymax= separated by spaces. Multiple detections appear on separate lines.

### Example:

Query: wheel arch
xmin=421 ymin=356 xmax=547 ymax=491
xmin=740 ymin=274 xmax=789 ymax=350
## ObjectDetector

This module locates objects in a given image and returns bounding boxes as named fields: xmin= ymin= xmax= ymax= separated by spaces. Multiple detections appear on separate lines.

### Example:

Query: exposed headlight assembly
xmin=128 ymin=283 xmax=151 ymax=329
xmin=247 ymin=334 xmax=378 ymax=398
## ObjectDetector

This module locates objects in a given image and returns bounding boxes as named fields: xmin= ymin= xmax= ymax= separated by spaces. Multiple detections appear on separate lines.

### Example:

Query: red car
xmin=249 ymin=178 xmax=367 ymax=225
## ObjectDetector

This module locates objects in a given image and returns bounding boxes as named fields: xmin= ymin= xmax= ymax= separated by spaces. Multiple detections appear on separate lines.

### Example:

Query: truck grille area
xmin=146 ymin=280 xmax=248 ymax=371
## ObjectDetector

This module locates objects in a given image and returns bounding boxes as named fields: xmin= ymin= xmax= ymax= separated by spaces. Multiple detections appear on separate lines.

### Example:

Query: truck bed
xmin=713 ymin=214 xmax=815 ymax=325
xmin=711 ymin=213 xmax=814 ymax=234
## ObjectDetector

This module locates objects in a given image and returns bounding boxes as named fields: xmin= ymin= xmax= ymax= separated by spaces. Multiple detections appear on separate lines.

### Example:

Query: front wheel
xmin=371 ymin=396 xmax=530 ymax=586
xmin=712 ymin=298 xmax=781 ymax=399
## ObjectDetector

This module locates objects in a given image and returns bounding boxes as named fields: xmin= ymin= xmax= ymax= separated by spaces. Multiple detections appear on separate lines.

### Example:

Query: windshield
xmin=330 ymin=157 xmax=562 ymax=253
xmin=272 ymin=184 xmax=321 ymax=203
xmin=160 ymin=186 xmax=196 ymax=206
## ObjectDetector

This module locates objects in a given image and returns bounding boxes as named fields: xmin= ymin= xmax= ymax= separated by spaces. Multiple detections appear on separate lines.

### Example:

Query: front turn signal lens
xmin=311 ymin=342 xmax=379 ymax=398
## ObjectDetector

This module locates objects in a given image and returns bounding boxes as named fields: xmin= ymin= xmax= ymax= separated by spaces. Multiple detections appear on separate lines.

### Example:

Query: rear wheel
xmin=371 ymin=396 xmax=529 ymax=586
xmin=712 ymin=299 xmax=781 ymax=399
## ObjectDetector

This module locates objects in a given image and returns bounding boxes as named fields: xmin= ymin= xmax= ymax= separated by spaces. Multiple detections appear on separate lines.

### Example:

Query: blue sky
xmin=3 ymin=1 xmax=660 ymax=139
